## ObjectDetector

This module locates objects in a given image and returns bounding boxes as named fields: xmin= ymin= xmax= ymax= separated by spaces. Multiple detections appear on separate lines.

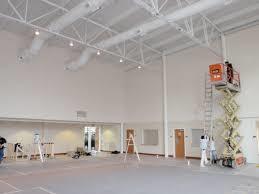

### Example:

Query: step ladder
xmin=204 ymin=74 xmax=214 ymax=136
xmin=124 ymin=133 xmax=140 ymax=162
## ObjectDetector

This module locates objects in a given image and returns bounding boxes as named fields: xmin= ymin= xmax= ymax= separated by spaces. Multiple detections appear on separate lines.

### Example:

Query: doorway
xmin=84 ymin=126 xmax=98 ymax=152
xmin=175 ymin=129 xmax=185 ymax=158
xmin=126 ymin=129 xmax=134 ymax=154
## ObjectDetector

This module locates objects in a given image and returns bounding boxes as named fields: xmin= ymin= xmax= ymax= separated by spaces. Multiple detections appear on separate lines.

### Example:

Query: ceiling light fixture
xmin=137 ymin=65 xmax=142 ymax=69
xmin=69 ymin=41 xmax=74 ymax=47
xmin=34 ymin=29 xmax=40 ymax=36
xmin=97 ymin=50 xmax=101 ymax=55
xmin=119 ymin=58 xmax=123 ymax=63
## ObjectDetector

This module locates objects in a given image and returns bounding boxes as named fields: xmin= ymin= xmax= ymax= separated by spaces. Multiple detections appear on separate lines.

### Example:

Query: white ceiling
xmin=0 ymin=0 xmax=259 ymax=68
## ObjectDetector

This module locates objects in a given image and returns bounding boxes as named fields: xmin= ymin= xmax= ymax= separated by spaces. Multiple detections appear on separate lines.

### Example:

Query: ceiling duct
xmin=18 ymin=0 xmax=109 ymax=61
xmin=65 ymin=0 xmax=229 ymax=71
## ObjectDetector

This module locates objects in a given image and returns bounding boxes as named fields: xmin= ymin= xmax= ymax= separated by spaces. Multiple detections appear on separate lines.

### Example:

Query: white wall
xmin=166 ymin=45 xmax=221 ymax=157
xmin=0 ymin=30 xmax=124 ymax=123
xmin=124 ymin=66 xmax=163 ymax=123
xmin=124 ymin=122 xmax=164 ymax=155
xmin=124 ymin=46 xmax=220 ymax=156
xmin=44 ymin=123 xmax=84 ymax=153
xmin=124 ymin=64 xmax=165 ymax=155
xmin=101 ymin=125 xmax=121 ymax=151
xmin=0 ymin=121 xmax=122 ymax=155
xmin=226 ymin=25 xmax=259 ymax=163
xmin=0 ymin=121 xmax=84 ymax=154
xmin=124 ymin=25 xmax=259 ymax=161
xmin=226 ymin=25 xmax=259 ymax=118
xmin=2 ymin=25 xmax=259 ymax=161
xmin=238 ymin=119 xmax=259 ymax=163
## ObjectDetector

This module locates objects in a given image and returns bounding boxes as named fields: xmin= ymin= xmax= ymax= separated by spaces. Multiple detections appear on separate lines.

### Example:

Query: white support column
xmin=221 ymin=33 xmax=228 ymax=62
xmin=87 ymin=128 xmax=92 ymax=152
xmin=162 ymin=55 xmax=169 ymax=158
xmin=120 ymin=122 xmax=124 ymax=153
xmin=98 ymin=126 xmax=102 ymax=152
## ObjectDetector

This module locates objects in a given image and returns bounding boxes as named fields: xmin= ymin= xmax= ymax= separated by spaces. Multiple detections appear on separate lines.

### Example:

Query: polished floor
xmin=0 ymin=154 xmax=259 ymax=194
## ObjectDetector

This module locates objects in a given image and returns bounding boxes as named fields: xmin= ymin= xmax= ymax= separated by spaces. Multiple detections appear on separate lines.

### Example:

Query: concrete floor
xmin=1 ymin=154 xmax=259 ymax=194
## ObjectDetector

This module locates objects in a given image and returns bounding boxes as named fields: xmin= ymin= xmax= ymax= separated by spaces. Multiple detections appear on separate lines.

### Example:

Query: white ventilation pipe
xmin=19 ymin=0 xmax=108 ymax=60
xmin=66 ymin=0 xmax=228 ymax=70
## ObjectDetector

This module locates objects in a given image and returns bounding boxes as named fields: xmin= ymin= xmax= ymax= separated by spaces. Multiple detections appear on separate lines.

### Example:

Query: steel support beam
xmin=162 ymin=55 xmax=169 ymax=158
xmin=21 ymin=0 xmax=108 ymax=59
xmin=67 ymin=0 xmax=227 ymax=70
xmin=133 ymin=0 xmax=224 ymax=58
xmin=0 ymin=12 xmax=146 ymax=67
xmin=129 ymin=2 xmax=258 ymax=65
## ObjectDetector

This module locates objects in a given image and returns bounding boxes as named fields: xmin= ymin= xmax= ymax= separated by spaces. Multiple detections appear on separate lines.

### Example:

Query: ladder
xmin=124 ymin=133 xmax=140 ymax=162
xmin=204 ymin=74 xmax=214 ymax=136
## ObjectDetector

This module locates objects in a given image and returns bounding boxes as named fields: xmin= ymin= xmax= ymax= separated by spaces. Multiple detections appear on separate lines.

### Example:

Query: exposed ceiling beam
xmin=65 ymin=0 xmax=228 ymax=70
xmin=87 ymin=6 xmax=139 ymax=44
xmin=19 ymin=0 xmax=109 ymax=61
xmin=39 ymin=0 xmax=161 ymax=56
xmin=0 ymin=0 xmax=153 ymax=68
xmin=183 ymin=0 xmax=222 ymax=33
xmin=130 ymin=2 xmax=259 ymax=59
xmin=133 ymin=0 xmax=227 ymax=59
xmin=163 ymin=15 xmax=259 ymax=57
xmin=222 ymin=15 xmax=259 ymax=35
xmin=134 ymin=0 xmax=221 ymax=43
xmin=162 ymin=2 xmax=259 ymax=47
xmin=128 ymin=9 xmax=259 ymax=71
xmin=0 ymin=0 xmax=25 ymax=31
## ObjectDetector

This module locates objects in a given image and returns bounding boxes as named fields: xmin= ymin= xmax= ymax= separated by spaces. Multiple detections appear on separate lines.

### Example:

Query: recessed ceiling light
xmin=97 ymin=50 xmax=101 ymax=55
xmin=137 ymin=65 xmax=142 ymax=69
xmin=35 ymin=29 xmax=40 ymax=36
xmin=69 ymin=41 xmax=74 ymax=47
xmin=119 ymin=58 xmax=123 ymax=63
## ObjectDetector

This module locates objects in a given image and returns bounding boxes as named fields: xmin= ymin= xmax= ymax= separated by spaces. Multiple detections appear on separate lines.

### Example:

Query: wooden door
xmin=175 ymin=129 xmax=185 ymax=158
xmin=126 ymin=129 xmax=134 ymax=154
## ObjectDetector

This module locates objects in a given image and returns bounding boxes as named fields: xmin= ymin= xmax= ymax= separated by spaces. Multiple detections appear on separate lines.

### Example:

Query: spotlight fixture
xmin=119 ymin=58 xmax=123 ymax=63
xmin=35 ymin=29 xmax=40 ymax=36
xmin=69 ymin=41 xmax=74 ymax=47
xmin=137 ymin=65 xmax=142 ymax=69
xmin=176 ymin=27 xmax=183 ymax=32
xmin=97 ymin=50 xmax=101 ymax=55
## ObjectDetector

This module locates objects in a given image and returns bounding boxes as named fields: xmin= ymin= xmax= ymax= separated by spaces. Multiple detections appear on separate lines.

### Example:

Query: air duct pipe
xmin=19 ymin=0 xmax=109 ymax=61
xmin=65 ymin=0 xmax=228 ymax=70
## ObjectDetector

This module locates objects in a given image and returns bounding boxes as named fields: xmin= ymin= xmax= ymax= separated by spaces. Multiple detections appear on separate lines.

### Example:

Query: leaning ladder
xmin=124 ymin=133 xmax=140 ymax=162
xmin=204 ymin=74 xmax=214 ymax=136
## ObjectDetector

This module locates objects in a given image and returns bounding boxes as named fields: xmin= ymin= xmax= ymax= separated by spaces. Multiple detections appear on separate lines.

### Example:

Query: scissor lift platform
xmin=209 ymin=62 xmax=245 ymax=168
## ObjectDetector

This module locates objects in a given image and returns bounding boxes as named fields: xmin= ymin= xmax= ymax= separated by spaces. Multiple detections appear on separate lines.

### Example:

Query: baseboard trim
xmin=139 ymin=152 xmax=174 ymax=157
xmin=100 ymin=150 xmax=113 ymax=153
xmin=122 ymin=151 xmax=173 ymax=157
xmin=185 ymin=156 xmax=201 ymax=160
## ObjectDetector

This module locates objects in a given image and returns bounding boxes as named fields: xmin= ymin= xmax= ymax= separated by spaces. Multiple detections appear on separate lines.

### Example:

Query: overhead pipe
xmin=19 ymin=0 xmax=109 ymax=61
xmin=65 ymin=0 xmax=228 ymax=70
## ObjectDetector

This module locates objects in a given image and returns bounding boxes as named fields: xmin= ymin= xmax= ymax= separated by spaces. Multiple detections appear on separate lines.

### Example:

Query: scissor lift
xmin=209 ymin=62 xmax=246 ymax=168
